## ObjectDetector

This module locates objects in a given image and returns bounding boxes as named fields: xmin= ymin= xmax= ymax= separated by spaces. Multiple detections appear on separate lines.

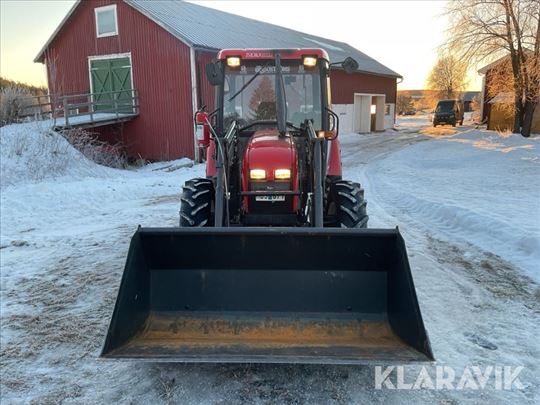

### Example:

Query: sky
xmin=0 ymin=0 xmax=483 ymax=90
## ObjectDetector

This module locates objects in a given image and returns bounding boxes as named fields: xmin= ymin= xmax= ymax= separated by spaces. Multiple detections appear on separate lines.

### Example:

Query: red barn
xmin=35 ymin=0 xmax=401 ymax=160
xmin=478 ymin=55 xmax=540 ymax=133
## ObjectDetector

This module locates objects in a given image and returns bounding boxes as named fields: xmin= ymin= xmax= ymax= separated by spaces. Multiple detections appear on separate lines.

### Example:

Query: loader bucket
xmin=101 ymin=227 xmax=433 ymax=364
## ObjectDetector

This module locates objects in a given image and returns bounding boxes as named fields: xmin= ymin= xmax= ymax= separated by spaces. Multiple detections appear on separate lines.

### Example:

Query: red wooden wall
xmin=40 ymin=0 xmax=398 ymax=159
xmin=42 ymin=0 xmax=195 ymax=160
xmin=482 ymin=70 xmax=494 ymax=122
xmin=330 ymin=70 xmax=397 ymax=104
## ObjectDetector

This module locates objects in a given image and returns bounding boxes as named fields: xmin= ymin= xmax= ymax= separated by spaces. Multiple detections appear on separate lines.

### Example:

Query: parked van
xmin=433 ymin=99 xmax=464 ymax=127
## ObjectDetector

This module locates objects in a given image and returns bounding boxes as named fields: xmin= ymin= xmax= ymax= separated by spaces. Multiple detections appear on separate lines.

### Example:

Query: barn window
xmin=95 ymin=5 xmax=118 ymax=38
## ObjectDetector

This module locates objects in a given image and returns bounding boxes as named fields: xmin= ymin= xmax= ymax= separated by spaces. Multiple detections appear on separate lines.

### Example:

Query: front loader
xmin=102 ymin=49 xmax=433 ymax=364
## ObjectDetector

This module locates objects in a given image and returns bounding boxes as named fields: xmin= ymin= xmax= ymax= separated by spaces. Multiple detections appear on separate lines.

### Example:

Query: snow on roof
xmin=35 ymin=0 xmax=401 ymax=78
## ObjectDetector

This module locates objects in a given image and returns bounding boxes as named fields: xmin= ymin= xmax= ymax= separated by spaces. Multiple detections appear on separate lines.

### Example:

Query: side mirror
xmin=325 ymin=108 xmax=339 ymax=139
xmin=342 ymin=57 xmax=359 ymax=74
xmin=205 ymin=61 xmax=224 ymax=86
xmin=328 ymin=112 xmax=336 ymax=131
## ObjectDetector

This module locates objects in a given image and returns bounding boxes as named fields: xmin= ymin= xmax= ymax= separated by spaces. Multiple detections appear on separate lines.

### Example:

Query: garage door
xmin=90 ymin=57 xmax=133 ymax=113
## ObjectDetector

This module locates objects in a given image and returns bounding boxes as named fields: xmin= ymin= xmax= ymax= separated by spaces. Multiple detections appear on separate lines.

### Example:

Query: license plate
xmin=255 ymin=195 xmax=286 ymax=202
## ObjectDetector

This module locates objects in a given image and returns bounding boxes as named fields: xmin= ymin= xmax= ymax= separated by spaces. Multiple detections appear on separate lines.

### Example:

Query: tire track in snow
xmin=365 ymin=134 xmax=540 ymax=280
xmin=342 ymin=127 xmax=539 ymax=404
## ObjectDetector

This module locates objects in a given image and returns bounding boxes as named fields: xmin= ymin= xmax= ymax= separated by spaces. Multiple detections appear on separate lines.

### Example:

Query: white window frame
xmin=95 ymin=4 xmax=118 ymax=38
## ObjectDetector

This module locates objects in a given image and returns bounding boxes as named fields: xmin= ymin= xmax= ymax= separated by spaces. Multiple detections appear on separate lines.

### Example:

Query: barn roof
xmin=35 ymin=0 xmax=401 ymax=78
xmin=461 ymin=91 xmax=480 ymax=102
xmin=478 ymin=55 xmax=509 ymax=75
xmin=477 ymin=50 xmax=533 ymax=74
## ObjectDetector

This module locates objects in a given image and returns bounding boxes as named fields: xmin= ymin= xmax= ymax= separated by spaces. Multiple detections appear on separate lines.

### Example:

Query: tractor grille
xmin=248 ymin=181 xmax=293 ymax=215
xmin=249 ymin=181 xmax=290 ymax=192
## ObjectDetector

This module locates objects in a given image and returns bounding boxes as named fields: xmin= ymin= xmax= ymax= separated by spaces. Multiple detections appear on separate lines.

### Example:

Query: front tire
xmin=179 ymin=178 xmax=214 ymax=227
xmin=326 ymin=180 xmax=368 ymax=228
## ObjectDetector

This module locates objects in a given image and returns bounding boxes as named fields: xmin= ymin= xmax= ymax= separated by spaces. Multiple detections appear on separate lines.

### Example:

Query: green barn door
xmin=90 ymin=57 xmax=133 ymax=113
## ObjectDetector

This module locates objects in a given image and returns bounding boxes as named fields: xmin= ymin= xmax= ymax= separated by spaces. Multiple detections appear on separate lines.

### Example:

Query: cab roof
xmin=217 ymin=48 xmax=329 ymax=61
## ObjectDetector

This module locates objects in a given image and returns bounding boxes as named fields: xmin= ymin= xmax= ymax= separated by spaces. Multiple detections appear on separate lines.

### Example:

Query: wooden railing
xmin=13 ymin=89 xmax=139 ymax=127
xmin=9 ymin=94 xmax=54 ymax=121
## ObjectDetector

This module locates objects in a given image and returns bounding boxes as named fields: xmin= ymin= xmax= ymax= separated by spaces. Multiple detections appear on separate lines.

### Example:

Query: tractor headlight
xmin=303 ymin=56 xmax=317 ymax=67
xmin=274 ymin=169 xmax=291 ymax=180
xmin=226 ymin=56 xmax=241 ymax=67
xmin=249 ymin=169 xmax=266 ymax=180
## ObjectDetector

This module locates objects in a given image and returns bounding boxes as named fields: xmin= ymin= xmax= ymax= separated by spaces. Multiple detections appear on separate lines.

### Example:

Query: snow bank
xmin=0 ymin=121 xmax=113 ymax=189
xmin=367 ymin=129 xmax=540 ymax=281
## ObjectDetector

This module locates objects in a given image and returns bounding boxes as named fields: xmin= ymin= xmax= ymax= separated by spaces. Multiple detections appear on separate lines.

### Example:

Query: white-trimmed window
xmin=95 ymin=5 xmax=118 ymax=38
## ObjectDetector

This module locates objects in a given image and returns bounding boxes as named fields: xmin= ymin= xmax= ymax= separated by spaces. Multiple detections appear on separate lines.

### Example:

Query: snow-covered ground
xmin=365 ymin=120 xmax=540 ymax=282
xmin=1 ymin=118 xmax=539 ymax=404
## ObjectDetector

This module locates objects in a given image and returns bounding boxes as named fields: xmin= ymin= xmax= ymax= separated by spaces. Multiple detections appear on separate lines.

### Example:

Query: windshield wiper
xmin=228 ymin=62 xmax=272 ymax=102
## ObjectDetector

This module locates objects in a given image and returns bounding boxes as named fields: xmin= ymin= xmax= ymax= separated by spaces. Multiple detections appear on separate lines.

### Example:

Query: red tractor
xmin=181 ymin=48 xmax=367 ymax=229
xmin=101 ymin=49 xmax=433 ymax=365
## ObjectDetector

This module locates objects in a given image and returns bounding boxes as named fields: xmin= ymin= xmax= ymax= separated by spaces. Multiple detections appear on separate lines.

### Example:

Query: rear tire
xmin=179 ymin=178 xmax=214 ymax=227
xmin=326 ymin=180 xmax=368 ymax=228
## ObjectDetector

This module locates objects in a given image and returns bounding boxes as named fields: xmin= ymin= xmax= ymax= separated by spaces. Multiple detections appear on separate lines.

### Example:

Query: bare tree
xmin=427 ymin=54 xmax=468 ymax=99
xmin=396 ymin=93 xmax=413 ymax=115
xmin=248 ymin=77 xmax=276 ymax=120
xmin=485 ymin=57 xmax=516 ymax=122
xmin=410 ymin=90 xmax=439 ymax=112
xmin=44 ymin=48 xmax=61 ymax=96
xmin=0 ymin=85 xmax=33 ymax=125
xmin=446 ymin=0 xmax=540 ymax=137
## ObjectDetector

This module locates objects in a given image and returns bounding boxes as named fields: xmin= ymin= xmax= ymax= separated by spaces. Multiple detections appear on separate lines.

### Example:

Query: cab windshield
xmin=223 ymin=60 xmax=322 ymax=129
xmin=436 ymin=100 xmax=455 ymax=113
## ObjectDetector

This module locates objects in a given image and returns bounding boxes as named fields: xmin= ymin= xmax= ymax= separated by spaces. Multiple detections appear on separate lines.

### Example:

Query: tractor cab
xmin=216 ymin=49 xmax=328 ymax=134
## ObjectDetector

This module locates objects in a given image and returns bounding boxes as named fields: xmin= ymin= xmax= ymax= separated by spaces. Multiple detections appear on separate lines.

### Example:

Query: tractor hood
xmin=243 ymin=130 xmax=296 ymax=181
